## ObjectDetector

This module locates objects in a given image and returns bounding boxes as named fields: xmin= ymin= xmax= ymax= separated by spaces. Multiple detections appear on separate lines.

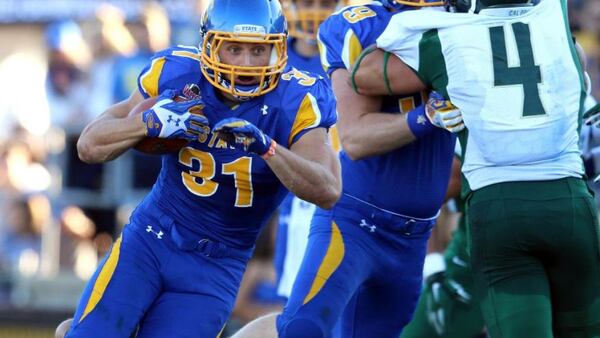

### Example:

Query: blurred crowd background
xmin=0 ymin=0 xmax=597 ymax=337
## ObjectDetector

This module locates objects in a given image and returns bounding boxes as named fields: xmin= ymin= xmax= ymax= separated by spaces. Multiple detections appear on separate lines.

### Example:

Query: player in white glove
xmin=425 ymin=92 xmax=464 ymax=133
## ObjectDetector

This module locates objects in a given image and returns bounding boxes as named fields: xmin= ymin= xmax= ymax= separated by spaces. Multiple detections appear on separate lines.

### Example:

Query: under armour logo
xmin=261 ymin=104 xmax=269 ymax=115
xmin=146 ymin=225 xmax=163 ymax=239
xmin=417 ymin=115 xmax=427 ymax=125
xmin=359 ymin=219 xmax=376 ymax=233
xmin=167 ymin=115 xmax=181 ymax=126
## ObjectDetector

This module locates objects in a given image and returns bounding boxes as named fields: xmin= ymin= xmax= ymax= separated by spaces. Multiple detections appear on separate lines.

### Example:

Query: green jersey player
xmin=351 ymin=0 xmax=600 ymax=337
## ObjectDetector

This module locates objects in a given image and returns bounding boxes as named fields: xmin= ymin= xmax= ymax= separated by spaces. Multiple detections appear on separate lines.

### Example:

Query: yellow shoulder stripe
xmin=140 ymin=57 xmax=166 ymax=97
xmin=289 ymin=92 xmax=322 ymax=146
xmin=342 ymin=29 xmax=363 ymax=69
xmin=317 ymin=35 xmax=330 ymax=74
xmin=172 ymin=50 xmax=202 ymax=62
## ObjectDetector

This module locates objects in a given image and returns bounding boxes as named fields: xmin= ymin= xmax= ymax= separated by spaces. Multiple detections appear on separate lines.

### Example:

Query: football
xmin=130 ymin=95 xmax=190 ymax=154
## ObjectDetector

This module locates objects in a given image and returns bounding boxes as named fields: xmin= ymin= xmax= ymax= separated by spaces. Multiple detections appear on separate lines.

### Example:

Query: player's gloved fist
xmin=213 ymin=118 xmax=272 ymax=155
xmin=583 ymin=103 xmax=600 ymax=128
xmin=424 ymin=271 xmax=471 ymax=335
xmin=424 ymin=271 xmax=448 ymax=335
xmin=425 ymin=92 xmax=465 ymax=133
xmin=142 ymin=89 xmax=209 ymax=140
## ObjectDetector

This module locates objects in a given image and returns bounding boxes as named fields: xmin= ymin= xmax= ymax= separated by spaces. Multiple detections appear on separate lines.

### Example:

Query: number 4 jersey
xmin=133 ymin=46 xmax=336 ymax=250
xmin=378 ymin=0 xmax=585 ymax=190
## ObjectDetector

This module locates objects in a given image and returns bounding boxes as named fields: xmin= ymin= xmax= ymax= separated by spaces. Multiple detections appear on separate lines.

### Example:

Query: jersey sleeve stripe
xmin=172 ymin=50 xmax=202 ymax=62
xmin=288 ymin=92 xmax=323 ymax=146
xmin=342 ymin=29 xmax=363 ymax=69
xmin=302 ymin=221 xmax=345 ymax=305
xmin=79 ymin=236 xmax=122 ymax=323
xmin=317 ymin=35 xmax=330 ymax=74
xmin=139 ymin=57 xmax=166 ymax=97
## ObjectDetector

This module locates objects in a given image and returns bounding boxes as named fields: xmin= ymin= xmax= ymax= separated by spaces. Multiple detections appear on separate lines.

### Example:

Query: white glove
xmin=425 ymin=92 xmax=465 ymax=133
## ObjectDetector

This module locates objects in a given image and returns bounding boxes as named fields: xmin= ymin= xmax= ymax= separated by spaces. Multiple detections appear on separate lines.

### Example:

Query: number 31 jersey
xmin=134 ymin=46 xmax=337 ymax=250
xmin=378 ymin=0 xmax=585 ymax=190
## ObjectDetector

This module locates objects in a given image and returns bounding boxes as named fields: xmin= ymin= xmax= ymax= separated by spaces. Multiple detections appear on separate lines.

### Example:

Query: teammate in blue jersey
xmin=62 ymin=1 xmax=341 ymax=337
xmin=274 ymin=0 xmax=343 ymax=301
xmin=283 ymin=0 xmax=341 ymax=76
xmin=231 ymin=1 xmax=460 ymax=338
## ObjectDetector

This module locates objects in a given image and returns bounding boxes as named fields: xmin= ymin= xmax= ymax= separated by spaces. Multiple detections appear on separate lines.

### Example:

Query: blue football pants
xmin=277 ymin=196 xmax=435 ymax=338
xmin=66 ymin=211 xmax=250 ymax=338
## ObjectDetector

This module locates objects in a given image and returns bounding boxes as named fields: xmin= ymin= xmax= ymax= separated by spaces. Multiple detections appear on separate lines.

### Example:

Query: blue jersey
xmin=318 ymin=4 xmax=455 ymax=218
xmin=287 ymin=38 xmax=327 ymax=78
xmin=135 ymin=46 xmax=337 ymax=250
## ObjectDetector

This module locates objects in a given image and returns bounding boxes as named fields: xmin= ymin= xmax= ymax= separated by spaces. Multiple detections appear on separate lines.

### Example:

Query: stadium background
xmin=0 ymin=0 xmax=597 ymax=337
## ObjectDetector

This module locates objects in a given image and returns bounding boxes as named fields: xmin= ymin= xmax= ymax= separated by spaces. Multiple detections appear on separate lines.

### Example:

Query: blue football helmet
xmin=200 ymin=0 xmax=288 ymax=99
xmin=282 ymin=0 xmax=347 ymax=41
xmin=378 ymin=0 xmax=445 ymax=9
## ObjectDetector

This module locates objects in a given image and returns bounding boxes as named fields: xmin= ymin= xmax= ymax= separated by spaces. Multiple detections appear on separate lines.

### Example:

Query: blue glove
xmin=142 ymin=90 xmax=209 ymax=140
xmin=213 ymin=118 xmax=272 ymax=155
xmin=426 ymin=92 xmax=465 ymax=133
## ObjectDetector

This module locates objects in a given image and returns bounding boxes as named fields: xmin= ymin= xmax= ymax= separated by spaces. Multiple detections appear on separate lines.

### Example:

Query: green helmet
xmin=447 ymin=0 xmax=534 ymax=13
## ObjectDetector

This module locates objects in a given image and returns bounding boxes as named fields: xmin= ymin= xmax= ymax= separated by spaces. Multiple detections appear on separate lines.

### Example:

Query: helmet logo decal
xmin=233 ymin=25 xmax=266 ymax=35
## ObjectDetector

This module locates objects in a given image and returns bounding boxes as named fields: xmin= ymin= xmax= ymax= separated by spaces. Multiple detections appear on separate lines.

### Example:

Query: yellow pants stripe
xmin=303 ymin=221 xmax=345 ymax=305
xmin=216 ymin=323 xmax=226 ymax=338
xmin=79 ymin=236 xmax=123 ymax=323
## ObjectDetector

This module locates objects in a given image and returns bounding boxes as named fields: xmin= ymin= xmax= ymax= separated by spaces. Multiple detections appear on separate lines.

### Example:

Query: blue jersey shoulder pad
xmin=137 ymin=45 xmax=202 ymax=98
xmin=317 ymin=3 xmax=393 ymax=76
xmin=269 ymin=66 xmax=337 ymax=147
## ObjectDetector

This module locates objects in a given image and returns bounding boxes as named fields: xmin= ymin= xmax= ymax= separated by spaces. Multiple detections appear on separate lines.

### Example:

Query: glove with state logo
xmin=213 ymin=118 xmax=276 ymax=158
xmin=425 ymin=92 xmax=465 ymax=133
xmin=142 ymin=89 xmax=209 ymax=140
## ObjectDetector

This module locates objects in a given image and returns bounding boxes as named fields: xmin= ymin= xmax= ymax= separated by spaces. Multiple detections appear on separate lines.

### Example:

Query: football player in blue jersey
xmin=63 ymin=0 xmax=341 ymax=337
xmin=274 ymin=0 xmax=344 ymax=302
xmin=283 ymin=0 xmax=344 ymax=76
xmin=231 ymin=1 xmax=461 ymax=338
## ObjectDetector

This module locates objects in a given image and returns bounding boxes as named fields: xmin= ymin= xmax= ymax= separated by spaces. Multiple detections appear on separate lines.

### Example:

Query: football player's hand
xmin=213 ymin=118 xmax=272 ymax=156
xmin=142 ymin=89 xmax=209 ymax=140
xmin=425 ymin=92 xmax=465 ymax=133
xmin=583 ymin=103 xmax=600 ymax=128
xmin=424 ymin=271 xmax=472 ymax=335
xmin=425 ymin=271 xmax=448 ymax=335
